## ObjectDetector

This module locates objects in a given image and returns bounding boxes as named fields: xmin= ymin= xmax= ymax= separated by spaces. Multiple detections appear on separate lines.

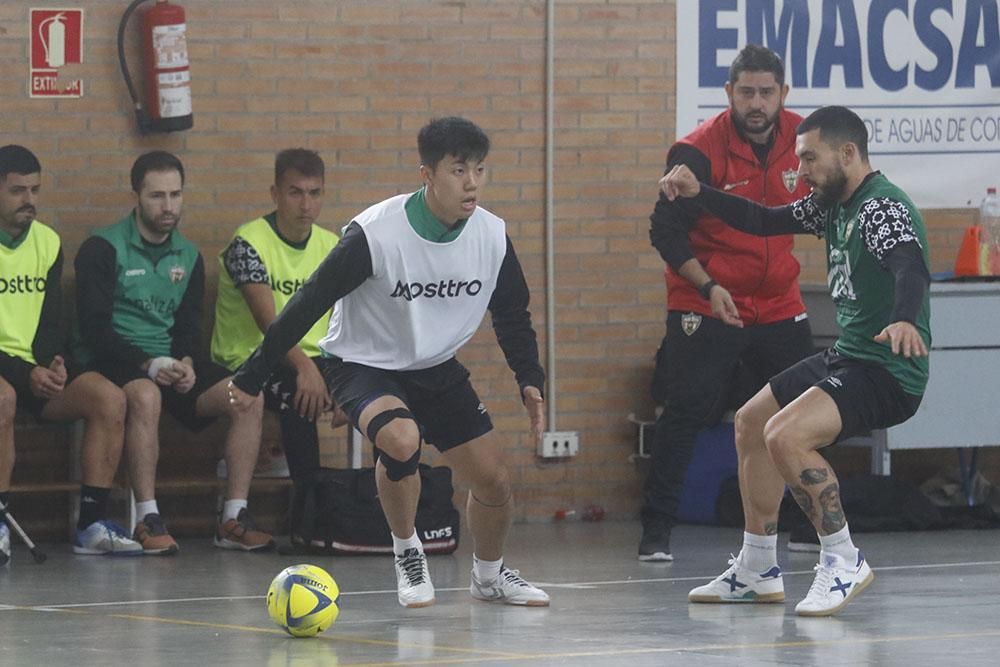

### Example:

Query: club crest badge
xmin=782 ymin=169 xmax=798 ymax=193
xmin=169 ymin=264 xmax=186 ymax=284
xmin=681 ymin=312 xmax=702 ymax=336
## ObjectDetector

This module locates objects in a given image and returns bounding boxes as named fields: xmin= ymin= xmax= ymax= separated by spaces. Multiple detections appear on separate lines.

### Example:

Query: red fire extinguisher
xmin=117 ymin=0 xmax=193 ymax=133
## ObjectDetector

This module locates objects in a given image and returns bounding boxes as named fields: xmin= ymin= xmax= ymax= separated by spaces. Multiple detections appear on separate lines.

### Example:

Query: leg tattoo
xmin=818 ymin=483 xmax=846 ymax=534
xmin=790 ymin=486 xmax=815 ymax=522
xmin=763 ymin=521 xmax=778 ymax=536
xmin=800 ymin=468 xmax=829 ymax=486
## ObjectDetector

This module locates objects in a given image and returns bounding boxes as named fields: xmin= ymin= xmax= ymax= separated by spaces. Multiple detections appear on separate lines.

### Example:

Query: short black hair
xmin=130 ymin=150 xmax=185 ymax=193
xmin=729 ymin=43 xmax=785 ymax=87
xmin=417 ymin=117 xmax=490 ymax=169
xmin=797 ymin=105 xmax=870 ymax=162
xmin=275 ymin=148 xmax=324 ymax=186
xmin=0 ymin=145 xmax=41 ymax=182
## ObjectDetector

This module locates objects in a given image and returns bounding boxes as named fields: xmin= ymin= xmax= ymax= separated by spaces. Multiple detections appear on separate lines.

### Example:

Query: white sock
xmin=392 ymin=531 xmax=423 ymax=556
xmin=819 ymin=524 xmax=858 ymax=563
xmin=135 ymin=500 xmax=159 ymax=525
xmin=737 ymin=531 xmax=778 ymax=572
xmin=222 ymin=499 xmax=247 ymax=523
xmin=473 ymin=555 xmax=503 ymax=582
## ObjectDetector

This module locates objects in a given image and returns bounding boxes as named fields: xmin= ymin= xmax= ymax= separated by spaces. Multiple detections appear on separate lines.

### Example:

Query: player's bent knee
xmin=83 ymin=379 xmax=127 ymax=421
xmin=125 ymin=379 xmax=162 ymax=415
xmin=366 ymin=407 xmax=419 ymax=450
xmin=379 ymin=448 xmax=420 ymax=482
xmin=762 ymin=415 xmax=799 ymax=460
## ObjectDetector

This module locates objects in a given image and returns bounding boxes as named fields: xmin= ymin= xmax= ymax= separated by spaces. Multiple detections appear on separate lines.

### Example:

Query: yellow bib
xmin=211 ymin=217 xmax=338 ymax=370
xmin=0 ymin=221 xmax=60 ymax=365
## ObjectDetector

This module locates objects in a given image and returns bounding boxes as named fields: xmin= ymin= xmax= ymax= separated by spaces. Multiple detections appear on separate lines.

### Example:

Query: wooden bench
xmin=9 ymin=408 xmax=358 ymax=541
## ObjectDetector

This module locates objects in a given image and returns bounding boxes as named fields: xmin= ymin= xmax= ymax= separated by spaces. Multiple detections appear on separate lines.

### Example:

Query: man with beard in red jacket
xmin=639 ymin=44 xmax=814 ymax=562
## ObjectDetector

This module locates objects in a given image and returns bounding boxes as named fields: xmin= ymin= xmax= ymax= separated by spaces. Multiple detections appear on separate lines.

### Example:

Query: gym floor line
xmin=2 ymin=521 xmax=998 ymax=666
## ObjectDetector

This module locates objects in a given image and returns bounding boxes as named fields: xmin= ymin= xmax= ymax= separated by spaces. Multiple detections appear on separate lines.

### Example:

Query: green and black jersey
xmin=821 ymin=174 xmax=930 ymax=394
xmin=74 ymin=213 xmax=204 ymax=369
xmin=694 ymin=171 xmax=931 ymax=396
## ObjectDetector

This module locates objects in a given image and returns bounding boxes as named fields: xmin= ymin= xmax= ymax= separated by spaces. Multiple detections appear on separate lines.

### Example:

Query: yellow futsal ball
xmin=266 ymin=564 xmax=340 ymax=638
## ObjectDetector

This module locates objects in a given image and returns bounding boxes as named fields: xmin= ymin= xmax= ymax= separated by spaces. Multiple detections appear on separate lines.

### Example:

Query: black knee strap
xmin=472 ymin=492 xmax=512 ymax=508
xmin=366 ymin=407 xmax=415 ymax=445
xmin=379 ymin=449 xmax=421 ymax=481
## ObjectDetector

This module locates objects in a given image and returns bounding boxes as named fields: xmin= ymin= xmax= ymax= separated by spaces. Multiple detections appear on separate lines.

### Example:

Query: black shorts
xmin=651 ymin=311 xmax=814 ymax=422
xmin=321 ymin=356 xmax=493 ymax=452
xmin=769 ymin=348 xmax=923 ymax=442
xmin=91 ymin=359 xmax=231 ymax=431
xmin=2 ymin=359 xmax=84 ymax=419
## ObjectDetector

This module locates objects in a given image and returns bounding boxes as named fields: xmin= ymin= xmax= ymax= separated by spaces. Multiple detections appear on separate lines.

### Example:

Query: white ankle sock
xmin=738 ymin=531 xmax=778 ymax=572
xmin=819 ymin=524 xmax=858 ymax=563
xmin=473 ymin=555 xmax=503 ymax=582
xmin=392 ymin=531 xmax=423 ymax=556
xmin=222 ymin=499 xmax=247 ymax=522
xmin=135 ymin=500 xmax=159 ymax=525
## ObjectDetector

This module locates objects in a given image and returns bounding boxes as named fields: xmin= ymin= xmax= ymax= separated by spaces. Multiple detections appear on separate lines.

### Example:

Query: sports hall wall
xmin=1 ymin=1 xmax=980 ymax=525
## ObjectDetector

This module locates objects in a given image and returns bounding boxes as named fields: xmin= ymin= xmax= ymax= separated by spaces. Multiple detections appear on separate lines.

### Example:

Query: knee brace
xmin=365 ymin=407 xmax=416 ymax=445
xmin=472 ymin=491 xmax=512 ymax=508
xmin=378 ymin=448 xmax=421 ymax=482
xmin=367 ymin=408 xmax=420 ymax=481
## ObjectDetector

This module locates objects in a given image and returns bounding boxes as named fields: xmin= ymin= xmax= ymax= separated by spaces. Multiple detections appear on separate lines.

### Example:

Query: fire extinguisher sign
xmin=29 ymin=8 xmax=84 ymax=98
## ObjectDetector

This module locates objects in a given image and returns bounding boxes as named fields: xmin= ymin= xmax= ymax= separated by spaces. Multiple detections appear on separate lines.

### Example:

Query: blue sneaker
xmin=0 ymin=523 xmax=10 ymax=566
xmin=73 ymin=520 xmax=143 ymax=556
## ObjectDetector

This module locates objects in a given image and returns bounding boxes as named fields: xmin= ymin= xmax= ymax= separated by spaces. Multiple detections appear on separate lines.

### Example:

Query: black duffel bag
xmin=288 ymin=464 xmax=460 ymax=555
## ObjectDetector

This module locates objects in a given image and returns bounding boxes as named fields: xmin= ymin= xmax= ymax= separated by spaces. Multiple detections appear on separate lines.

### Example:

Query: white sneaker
xmin=73 ymin=520 xmax=143 ymax=556
xmin=688 ymin=554 xmax=785 ymax=603
xmin=470 ymin=565 xmax=550 ymax=607
xmin=795 ymin=551 xmax=874 ymax=617
xmin=395 ymin=548 xmax=435 ymax=608
xmin=0 ymin=523 xmax=10 ymax=566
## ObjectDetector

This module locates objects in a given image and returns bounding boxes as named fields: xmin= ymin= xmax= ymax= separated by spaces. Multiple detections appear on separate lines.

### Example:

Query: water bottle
xmin=979 ymin=187 xmax=1000 ymax=275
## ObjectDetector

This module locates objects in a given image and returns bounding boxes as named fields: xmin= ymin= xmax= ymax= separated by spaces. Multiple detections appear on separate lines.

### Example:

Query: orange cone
xmin=954 ymin=225 xmax=982 ymax=276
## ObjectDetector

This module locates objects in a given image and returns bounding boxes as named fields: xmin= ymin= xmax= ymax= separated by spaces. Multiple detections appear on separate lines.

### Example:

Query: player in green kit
xmin=662 ymin=106 xmax=930 ymax=616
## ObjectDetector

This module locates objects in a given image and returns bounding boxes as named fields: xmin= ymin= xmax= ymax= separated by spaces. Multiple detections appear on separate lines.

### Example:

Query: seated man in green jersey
xmin=0 ymin=144 xmax=141 ymax=561
xmin=211 ymin=149 xmax=342 ymax=542
xmin=74 ymin=151 xmax=274 ymax=556
xmin=662 ymin=106 xmax=931 ymax=617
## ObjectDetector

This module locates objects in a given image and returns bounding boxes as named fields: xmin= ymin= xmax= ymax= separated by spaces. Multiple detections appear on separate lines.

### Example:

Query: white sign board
xmin=677 ymin=1 xmax=1000 ymax=208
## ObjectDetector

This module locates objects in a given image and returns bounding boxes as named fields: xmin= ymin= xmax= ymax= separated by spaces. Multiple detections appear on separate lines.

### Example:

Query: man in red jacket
xmin=639 ymin=44 xmax=814 ymax=561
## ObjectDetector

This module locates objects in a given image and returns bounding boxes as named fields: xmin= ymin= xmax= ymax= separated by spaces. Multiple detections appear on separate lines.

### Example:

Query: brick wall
xmin=1 ymin=1 xmax=979 ymax=525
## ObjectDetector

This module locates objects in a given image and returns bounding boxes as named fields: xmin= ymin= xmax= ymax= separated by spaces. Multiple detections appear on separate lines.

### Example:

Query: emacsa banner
xmin=677 ymin=1 xmax=1000 ymax=208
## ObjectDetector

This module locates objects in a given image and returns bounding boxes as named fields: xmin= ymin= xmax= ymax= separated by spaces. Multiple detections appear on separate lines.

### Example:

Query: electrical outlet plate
xmin=539 ymin=431 xmax=579 ymax=458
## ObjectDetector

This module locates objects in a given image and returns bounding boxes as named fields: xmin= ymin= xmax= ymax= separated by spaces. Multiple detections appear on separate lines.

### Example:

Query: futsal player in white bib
xmin=228 ymin=117 xmax=549 ymax=608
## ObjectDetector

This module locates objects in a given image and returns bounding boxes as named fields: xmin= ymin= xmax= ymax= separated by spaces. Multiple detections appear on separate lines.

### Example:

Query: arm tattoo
xmin=800 ymin=468 xmax=830 ymax=486
xmin=818 ymin=483 xmax=846 ymax=533
xmin=790 ymin=486 xmax=816 ymax=522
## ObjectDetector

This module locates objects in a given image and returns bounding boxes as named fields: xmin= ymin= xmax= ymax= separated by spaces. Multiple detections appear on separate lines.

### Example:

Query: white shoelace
xmin=807 ymin=563 xmax=836 ymax=597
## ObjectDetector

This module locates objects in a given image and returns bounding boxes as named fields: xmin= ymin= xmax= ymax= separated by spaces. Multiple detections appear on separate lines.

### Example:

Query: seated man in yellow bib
xmin=211 ymin=149 xmax=341 ymax=530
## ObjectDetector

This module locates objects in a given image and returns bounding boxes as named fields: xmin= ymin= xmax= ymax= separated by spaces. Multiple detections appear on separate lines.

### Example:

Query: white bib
xmin=320 ymin=194 xmax=507 ymax=370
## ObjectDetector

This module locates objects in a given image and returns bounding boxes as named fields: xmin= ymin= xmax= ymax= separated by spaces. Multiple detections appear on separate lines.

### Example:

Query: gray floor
xmin=1 ymin=521 xmax=998 ymax=666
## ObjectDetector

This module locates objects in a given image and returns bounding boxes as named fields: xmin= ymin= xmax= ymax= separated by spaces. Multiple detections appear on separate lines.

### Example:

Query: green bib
xmin=0 ymin=221 xmax=60 ymax=364
xmin=211 ymin=216 xmax=339 ymax=370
